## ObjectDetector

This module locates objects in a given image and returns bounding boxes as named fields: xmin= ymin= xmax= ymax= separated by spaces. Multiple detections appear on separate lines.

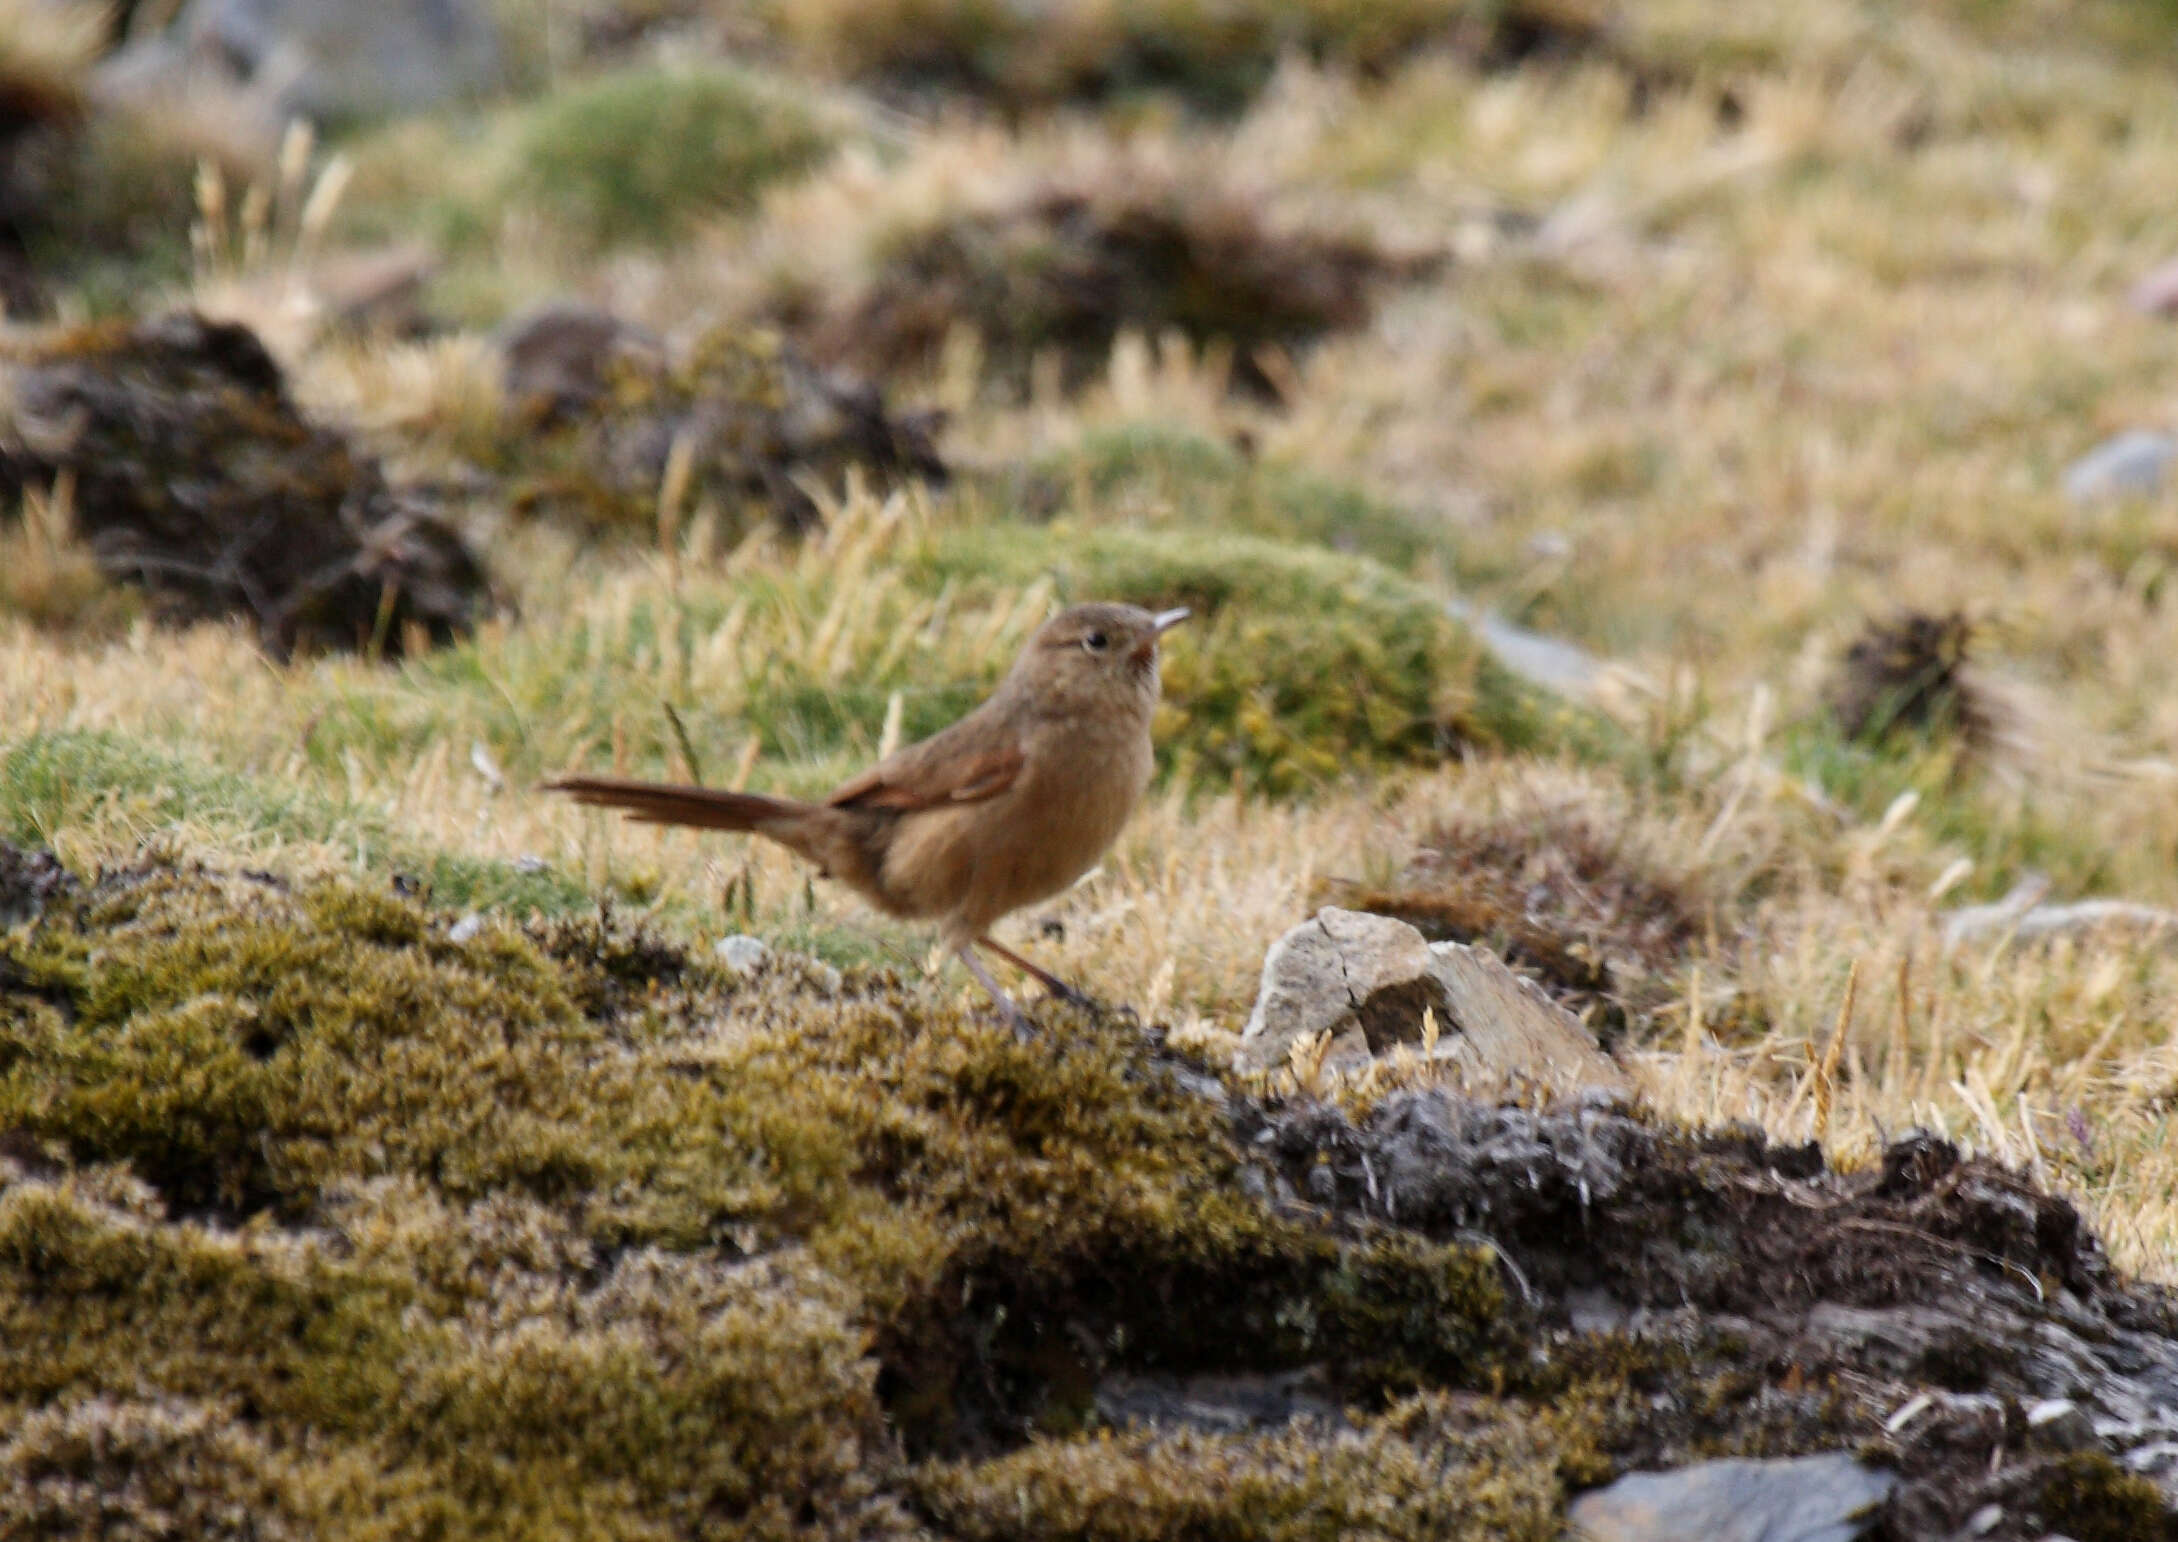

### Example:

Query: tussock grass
xmin=496 ymin=62 xmax=836 ymax=248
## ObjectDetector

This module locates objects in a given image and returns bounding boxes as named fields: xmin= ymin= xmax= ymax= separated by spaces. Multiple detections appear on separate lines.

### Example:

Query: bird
xmin=545 ymin=601 xmax=1191 ymax=1032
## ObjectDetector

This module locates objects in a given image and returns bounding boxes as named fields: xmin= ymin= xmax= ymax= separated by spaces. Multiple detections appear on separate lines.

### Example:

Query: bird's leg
xmin=955 ymin=944 xmax=1036 ymax=1041
xmin=977 ymin=935 xmax=1099 ymax=1010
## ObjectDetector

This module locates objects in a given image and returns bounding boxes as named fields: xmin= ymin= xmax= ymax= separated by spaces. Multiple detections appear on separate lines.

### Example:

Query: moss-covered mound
xmin=923 ymin=522 xmax=1537 ymax=793
xmin=794 ymin=166 xmax=1427 ymax=399
xmin=5 ymin=854 xmax=2178 ymax=1536
xmin=0 ymin=858 xmax=1527 ymax=1537
xmin=497 ymin=62 xmax=835 ymax=248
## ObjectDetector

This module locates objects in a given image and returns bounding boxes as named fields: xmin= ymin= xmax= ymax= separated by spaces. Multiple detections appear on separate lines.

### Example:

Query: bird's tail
xmin=543 ymin=774 xmax=813 ymax=833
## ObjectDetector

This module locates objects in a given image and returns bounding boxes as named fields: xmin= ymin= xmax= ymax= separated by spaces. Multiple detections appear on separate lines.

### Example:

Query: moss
xmin=0 ymin=1394 xmax=367 ymax=1542
xmin=2035 ymin=1451 xmax=2178 ymax=1542
xmin=0 ymin=1171 xmax=906 ymax=1540
xmin=1026 ymin=423 xmax=1436 ymax=571
xmin=498 ymin=64 xmax=833 ymax=248
xmin=912 ymin=1393 xmax=1564 ymax=1542
xmin=0 ymin=870 xmax=762 ymax=1232
xmin=0 ymin=863 xmax=1532 ymax=1530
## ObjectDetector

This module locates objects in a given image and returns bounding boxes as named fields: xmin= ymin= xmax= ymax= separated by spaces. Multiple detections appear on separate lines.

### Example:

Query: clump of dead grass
xmin=1826 ymin=610 xmax=1997 ymax=752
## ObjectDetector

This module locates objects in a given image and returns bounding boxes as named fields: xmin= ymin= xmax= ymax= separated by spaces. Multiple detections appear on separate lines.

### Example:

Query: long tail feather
xmin=543 ymin=775 xmax=811 ymax=832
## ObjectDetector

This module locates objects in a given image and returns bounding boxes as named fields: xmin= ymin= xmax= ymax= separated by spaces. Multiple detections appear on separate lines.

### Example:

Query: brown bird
xmin=546 ymin=602 xmax=1190 ymax=1031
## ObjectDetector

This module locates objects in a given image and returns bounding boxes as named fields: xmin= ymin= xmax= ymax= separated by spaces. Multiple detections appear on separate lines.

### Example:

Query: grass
xmin=494 ymin=61 xmax=835 ymax=248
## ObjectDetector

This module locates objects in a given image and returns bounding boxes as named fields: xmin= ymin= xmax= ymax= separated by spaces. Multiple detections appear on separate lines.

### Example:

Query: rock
xmin=1236 ymin=907 xmax=1627 ymax=1097
xmin=0 ymin=844 xmax=76 ymax=929
xmin=2131 ymin=257 xmax=2178 ymax=316
xmin=1428 ymin=939 xmax=1631 ymax=1098
xmin=2027 ymin=1398 xmax=2095 ymax=1452
xmin=713 ymin=934 xmax=771 ymax=977
xmin=500 ymin=299 xmax=666 ymax=424
xmin=447 ymin=913 xmax=483 ymax=945
xmin=1567 ymin=1452 xmax=1898 ymax=1542
xmin=0 ymin=310 xmax=488 ymax=658
xmin=178 ymin=0 xmax=501 ymax=121
xmin=2063 ymin=430 xmax=2176 ymax=505
xmin=1236 ymin=907 xmax=1436 ymax=1074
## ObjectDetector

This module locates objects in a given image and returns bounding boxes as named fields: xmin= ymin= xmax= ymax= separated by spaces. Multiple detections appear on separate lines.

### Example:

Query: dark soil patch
xmin=1247 ymin=1090 xmax=2178 ymax=1539
xmin=0 ymin=312 xmax=488 ymax=658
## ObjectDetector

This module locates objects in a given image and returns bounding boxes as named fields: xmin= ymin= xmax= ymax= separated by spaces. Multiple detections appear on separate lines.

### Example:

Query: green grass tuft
xmin=497 ymin=63 xmax=834 ymax=247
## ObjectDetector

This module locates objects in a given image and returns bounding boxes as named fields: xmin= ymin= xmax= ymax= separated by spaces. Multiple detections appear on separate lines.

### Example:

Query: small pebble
xmin=713 ymin=934 xmax=772 ymax=976
xmin=448 ymin=913 xmax=484 ymax=945
xmin=2063 ymin=430 xmax=2176 ymax=506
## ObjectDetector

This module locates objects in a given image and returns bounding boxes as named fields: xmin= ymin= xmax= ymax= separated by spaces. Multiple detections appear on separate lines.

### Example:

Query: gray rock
xmin=1235 ymin=907 xmax=1439 ymax=1074
xmin=2063 ymin=430 xmax=2177 ymax=506
xmin=1567 ymin=1452 xmax=1897 ymax=1542
xmin=2027 ymin=1397 xmax=2095 ymax=1451
xmin=1427 ymin=938 xmax=1630 ymax=1098
xmin=103 ymin=0 xmax=501 ymax=125
xmin=1235 ymin=908 xmax=1626 ymax=1097
xmin=713 ymin=935 xmax=772 ymax=977
xmin=447 ymin=912 xmax=483 ymax=945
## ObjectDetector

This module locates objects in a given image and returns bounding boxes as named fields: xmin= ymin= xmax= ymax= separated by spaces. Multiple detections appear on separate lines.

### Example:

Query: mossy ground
xmin=0 ymin=860 xmax=1547 ymax=1536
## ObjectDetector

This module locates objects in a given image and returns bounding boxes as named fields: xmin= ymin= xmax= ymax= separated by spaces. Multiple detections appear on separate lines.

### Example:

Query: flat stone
xmin=1427 ymin=939 xmax=1630 ymax=1099
xmin=2063 ymin=430 xmax=2177 ymax=506
xmin=1568 ymin=1452 xmax=1897 ymax=1542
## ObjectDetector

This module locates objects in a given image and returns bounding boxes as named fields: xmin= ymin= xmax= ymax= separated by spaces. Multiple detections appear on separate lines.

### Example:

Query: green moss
xmin=498 ymin=64 xmax=833 ymax=247
xmin=2035 ymin=1452 xmax=2178 ymax=1542
xmin=0 ymin=863 xmax=1532 ymax=1531
xmin=1028 ymin=423 xmax=1437 ymax=571
xmin=913 ymin=1393 xmax=1564 ymax=1542
xmin=0 ymin=872 xmax=764 ymax=1230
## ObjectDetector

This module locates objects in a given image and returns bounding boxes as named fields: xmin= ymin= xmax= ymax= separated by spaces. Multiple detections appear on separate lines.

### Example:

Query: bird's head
xmin=1015 ymin=601 xmax=1191 ymax=714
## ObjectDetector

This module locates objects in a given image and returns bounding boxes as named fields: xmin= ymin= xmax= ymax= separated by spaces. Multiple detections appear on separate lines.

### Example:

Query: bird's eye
xmin=1081 ymin=631 xmax=1110 ymax=654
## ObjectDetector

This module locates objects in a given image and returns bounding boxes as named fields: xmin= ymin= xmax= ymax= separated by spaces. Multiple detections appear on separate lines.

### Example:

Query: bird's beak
xmin=1133 ymin=608 xmax=1190 ymax=666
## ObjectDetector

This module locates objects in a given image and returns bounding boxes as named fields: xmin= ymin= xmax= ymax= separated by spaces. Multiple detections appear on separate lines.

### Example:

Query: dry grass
xmin=12 ymin=0 xmax=2178 ymax=1281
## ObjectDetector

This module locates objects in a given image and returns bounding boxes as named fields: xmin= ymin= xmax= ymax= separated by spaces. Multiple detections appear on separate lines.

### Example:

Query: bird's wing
xmin=827 ymin=712 xmax=1025 ymax=812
